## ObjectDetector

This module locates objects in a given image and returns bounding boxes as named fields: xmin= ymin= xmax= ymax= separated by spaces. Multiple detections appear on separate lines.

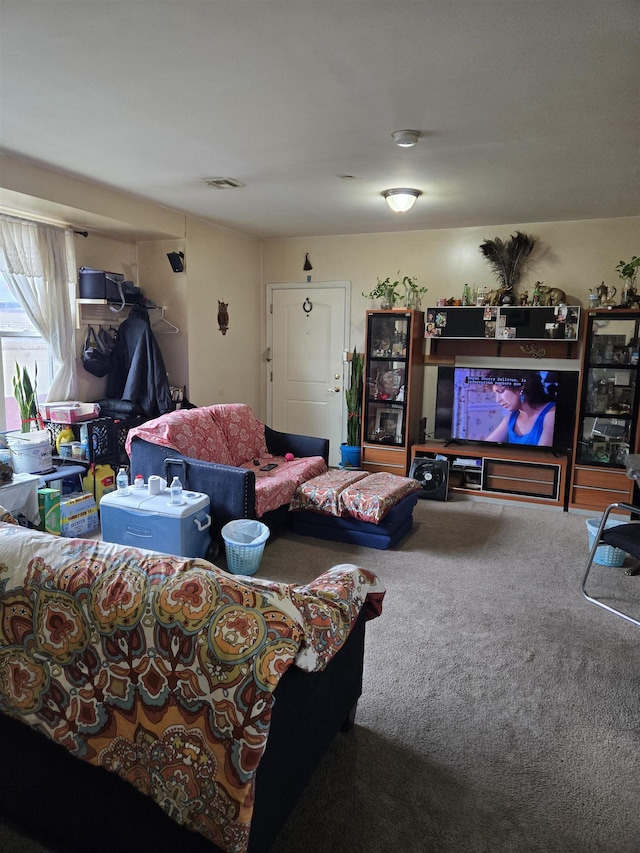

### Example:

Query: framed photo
xmin=375 ymin=407 xmax=403 ymax=443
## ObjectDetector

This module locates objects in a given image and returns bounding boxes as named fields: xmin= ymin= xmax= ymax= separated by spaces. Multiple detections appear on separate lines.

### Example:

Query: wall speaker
xmin=167 ymin=251 xmax=185 ymax=273
xmin=409 ymin=457 xmax=449 ymax=501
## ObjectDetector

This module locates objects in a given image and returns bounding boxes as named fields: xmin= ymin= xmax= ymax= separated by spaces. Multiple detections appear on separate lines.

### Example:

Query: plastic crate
xmin=221 ymin=520 xmax=270 ymax=576
xmin=586 ymin=518 xmax=627 ymax=567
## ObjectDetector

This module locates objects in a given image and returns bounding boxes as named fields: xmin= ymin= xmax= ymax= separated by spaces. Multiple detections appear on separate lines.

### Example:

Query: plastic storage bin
xmin=586 ymin=518 xmax=627 ymax=567
xmin=221 ymin=519 xmax=270 ymax=576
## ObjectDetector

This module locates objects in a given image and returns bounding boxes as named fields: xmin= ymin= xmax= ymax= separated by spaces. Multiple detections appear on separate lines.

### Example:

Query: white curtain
xmin=0 ymin=214 xmax=77 ymax=401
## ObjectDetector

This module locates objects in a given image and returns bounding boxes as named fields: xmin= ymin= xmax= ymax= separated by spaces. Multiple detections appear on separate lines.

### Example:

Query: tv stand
xmin=411 ymin=440 xmax=569 ymax=508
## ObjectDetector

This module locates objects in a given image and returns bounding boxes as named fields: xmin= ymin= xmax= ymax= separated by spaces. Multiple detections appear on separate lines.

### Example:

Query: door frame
xmin=266 ymin=280 xmax=352 ymax=441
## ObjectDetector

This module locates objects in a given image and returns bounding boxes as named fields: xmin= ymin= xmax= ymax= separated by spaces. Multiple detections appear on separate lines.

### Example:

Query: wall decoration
xmin=217 ymin=300 xmax=229 ymax=335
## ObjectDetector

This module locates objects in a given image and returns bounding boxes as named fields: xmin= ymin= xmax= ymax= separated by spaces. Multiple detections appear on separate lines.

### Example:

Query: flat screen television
xmin=434 ymin=366 xmax=579 ymax=452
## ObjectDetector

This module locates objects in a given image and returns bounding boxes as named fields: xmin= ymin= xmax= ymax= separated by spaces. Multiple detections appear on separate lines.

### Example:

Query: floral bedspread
xmin=0 ymin=521 xmax=383 ymax=853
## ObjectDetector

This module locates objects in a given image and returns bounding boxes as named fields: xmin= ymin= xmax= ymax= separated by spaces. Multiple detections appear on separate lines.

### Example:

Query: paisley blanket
xmin=0 ymin=522 xmax=384 ymax=853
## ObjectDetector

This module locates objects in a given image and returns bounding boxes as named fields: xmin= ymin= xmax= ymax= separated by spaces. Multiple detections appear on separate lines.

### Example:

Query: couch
xmin=0 ymin=515 xmax=384 ymax=853
xmin=126 ymin=404 xmax=329 ymax=544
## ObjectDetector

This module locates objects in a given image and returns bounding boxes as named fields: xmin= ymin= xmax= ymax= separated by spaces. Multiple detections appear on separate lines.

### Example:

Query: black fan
xmin=409 ymin=458 xmax=449 ymax=501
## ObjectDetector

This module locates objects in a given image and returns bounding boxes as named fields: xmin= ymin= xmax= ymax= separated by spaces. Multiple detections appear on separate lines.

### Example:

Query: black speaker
xmin=409 ymin=457 xmax=449 ymax=501
xmin=167 ymin=251 xmax=184 ymax=273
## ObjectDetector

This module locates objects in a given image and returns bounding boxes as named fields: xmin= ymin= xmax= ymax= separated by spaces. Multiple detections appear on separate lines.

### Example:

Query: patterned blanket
xmin=125 ymin=403 xmax=328 ymax=517
xmin=0 ymin=521 xmax=384 ymax=853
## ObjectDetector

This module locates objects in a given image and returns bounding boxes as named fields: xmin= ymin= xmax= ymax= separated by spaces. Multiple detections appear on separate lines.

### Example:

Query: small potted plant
xmin=403 ymin=276 xmax=428 ymax=309
xmin=362 ymin=276 xmax=400 ymax=308
xmin=12 ymin=362 xmax=41 ymax=433
xmin=340 ymin=347 xmax=364 ymax=468
xmin=363 ymin=271 xmax=422 ymax=309
xmin=615 ymin=256 xmax=640 ymax=305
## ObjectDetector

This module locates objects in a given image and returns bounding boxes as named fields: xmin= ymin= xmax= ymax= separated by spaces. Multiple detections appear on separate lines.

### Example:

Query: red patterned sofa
xmin=0 ymin=516 xmax=384 ymax=853
xmin=126 ymin=404 xmax=329 ymax=546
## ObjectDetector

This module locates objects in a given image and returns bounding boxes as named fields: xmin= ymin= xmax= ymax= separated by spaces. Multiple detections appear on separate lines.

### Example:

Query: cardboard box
xmin=38 ymin=487 xmax=61 ymax=535
xmin=60 ymin=492 xmax=98 ymax=537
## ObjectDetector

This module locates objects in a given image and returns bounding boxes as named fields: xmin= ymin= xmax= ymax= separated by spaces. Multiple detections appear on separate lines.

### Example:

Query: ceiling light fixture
xmin=392 ymin=130 xmax=420 ymax=148
xmin=383 ymin=188 xmax=421 ymax=213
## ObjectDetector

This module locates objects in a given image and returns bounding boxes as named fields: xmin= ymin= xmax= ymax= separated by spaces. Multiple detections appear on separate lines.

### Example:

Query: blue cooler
xmin=100 ymin=486 xmax=211 ymax=558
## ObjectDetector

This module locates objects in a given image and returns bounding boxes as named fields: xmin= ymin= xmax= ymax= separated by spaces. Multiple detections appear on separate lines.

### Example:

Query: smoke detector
xmin=392 ymin=130 xmax=420 ymax=148
xmin=202 ymin=177 xmax=246 ymax=189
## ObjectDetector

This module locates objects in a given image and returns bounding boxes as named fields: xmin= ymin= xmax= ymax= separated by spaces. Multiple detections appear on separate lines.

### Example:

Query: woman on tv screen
xmin=483 ymin=370 xmax=556 ymax=447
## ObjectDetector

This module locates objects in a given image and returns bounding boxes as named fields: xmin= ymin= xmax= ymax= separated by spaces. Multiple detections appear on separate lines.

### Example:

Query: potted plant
xmin=340 ymin=347 xmax=364 ymax=468
xmin=403 ymin=276 xmax=428 ymax=309
xmin=12 ymin=362 xmax=41 ymax=433
xmin=363 ymin=271 xmax=422 ymax=309
xmin=362 ymin=276 xmax=401 ymax=308
xmin=615 ymin=256 xmax=640 ymax=304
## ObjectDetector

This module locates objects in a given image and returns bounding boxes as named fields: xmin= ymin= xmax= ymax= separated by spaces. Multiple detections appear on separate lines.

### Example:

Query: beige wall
xmin=137 ymin=239 xmax=189 ymax=394
xmin=3 ymin=153 xmax=638 ymax=430
xmin=262 ymin=217 xmax=640 ymax=353
xmin=185 ymin=216 xmax=262 ymax=411
xmin=262 ymin=217 xmax=640 ymax=430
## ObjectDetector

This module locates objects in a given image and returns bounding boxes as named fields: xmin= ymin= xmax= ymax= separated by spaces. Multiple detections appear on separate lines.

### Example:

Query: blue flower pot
xmin=340 ymin=444 xmax=362 ymax=468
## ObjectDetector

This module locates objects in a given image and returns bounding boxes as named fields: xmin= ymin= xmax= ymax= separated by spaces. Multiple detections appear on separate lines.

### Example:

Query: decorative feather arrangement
xmin=479 ymin=231 xmax=536 ymax=295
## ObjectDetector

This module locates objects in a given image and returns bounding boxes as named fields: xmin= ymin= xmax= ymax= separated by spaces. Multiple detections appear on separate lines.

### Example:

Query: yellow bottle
xmin=83 ymin=463 xmax=116 ymax=505
xmin=56 ymin=425 xmax=75 ymax=455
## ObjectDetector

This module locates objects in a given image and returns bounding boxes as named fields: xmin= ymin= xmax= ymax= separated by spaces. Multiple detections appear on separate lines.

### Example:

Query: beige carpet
xmin=259 ymin=498 xmax=640 ymax=853
xmin=2 ymin=497 xmax=639 ymax=853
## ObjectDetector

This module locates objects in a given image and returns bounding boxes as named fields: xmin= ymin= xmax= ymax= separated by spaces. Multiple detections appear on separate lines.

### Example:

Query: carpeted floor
xmin=2 ymin=498 xmax=639 ymax=852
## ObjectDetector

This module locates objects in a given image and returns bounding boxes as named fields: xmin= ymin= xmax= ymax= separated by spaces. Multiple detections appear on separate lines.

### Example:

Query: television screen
xmin=435 ymin=367 xmax=579 ymax=451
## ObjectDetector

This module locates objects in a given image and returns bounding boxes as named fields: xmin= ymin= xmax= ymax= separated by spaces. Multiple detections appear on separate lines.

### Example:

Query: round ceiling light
xmin=382 ymin=188 xmax=422 ymax=213
xmin=392 ymin=130 xmax=420 ymax=148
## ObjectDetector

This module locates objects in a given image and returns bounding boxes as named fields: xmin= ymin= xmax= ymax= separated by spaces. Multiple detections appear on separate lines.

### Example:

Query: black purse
xmin=82 ymin=325 xmax=113 ymax=377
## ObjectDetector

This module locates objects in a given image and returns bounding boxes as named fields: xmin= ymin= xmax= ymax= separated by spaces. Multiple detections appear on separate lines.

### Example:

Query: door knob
xmin=328 ymin=386 xmax=341 ymax=393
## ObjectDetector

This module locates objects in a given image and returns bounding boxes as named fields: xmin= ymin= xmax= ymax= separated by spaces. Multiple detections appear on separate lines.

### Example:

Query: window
xmin=0 ymin=278 xmax=52 ymax=432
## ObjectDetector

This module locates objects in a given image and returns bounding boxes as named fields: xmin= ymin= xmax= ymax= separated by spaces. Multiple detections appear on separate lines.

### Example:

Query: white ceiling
xmin=1 ymin=0 xmax=638 ymax=239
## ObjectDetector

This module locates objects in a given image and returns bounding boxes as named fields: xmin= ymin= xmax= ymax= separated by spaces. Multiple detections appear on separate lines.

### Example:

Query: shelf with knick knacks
xmin=423 ymin=305 xmax=582 ymax=362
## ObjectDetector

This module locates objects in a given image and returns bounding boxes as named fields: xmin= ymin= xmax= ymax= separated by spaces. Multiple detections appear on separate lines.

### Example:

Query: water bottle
xmin=116 ymin=467 xmax=129 ymax=495
xmin=170 ymin=476 xmax=183 ymax=505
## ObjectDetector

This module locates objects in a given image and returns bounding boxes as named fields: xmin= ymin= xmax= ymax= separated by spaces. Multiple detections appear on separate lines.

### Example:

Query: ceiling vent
xmin=202 ymin=177 xmax=246 ymax=189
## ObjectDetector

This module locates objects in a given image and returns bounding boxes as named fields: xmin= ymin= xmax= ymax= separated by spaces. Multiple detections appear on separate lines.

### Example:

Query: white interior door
xmin=268 ymin=282 xmax=350 ymax=467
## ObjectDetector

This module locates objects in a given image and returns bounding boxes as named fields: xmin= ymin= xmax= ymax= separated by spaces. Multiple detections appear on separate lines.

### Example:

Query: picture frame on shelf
xmin=374 ymin=406 xmax=403 ymax=443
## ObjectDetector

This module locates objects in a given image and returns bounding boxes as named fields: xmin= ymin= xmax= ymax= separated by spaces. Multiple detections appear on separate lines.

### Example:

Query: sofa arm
xmin=129 ymin=437 xmax=256 ymax=535
xmin=265 ymin=426 xmax=329 ymax=464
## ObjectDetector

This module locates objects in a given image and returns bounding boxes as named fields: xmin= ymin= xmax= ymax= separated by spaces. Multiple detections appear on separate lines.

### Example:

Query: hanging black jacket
xmin=106 ymin=306 xmax=173 ymax=417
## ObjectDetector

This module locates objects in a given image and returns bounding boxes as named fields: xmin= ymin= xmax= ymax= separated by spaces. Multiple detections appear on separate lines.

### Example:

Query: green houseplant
xmin=341 ymin=347 xmax=364 ymax=467
xmin=363 ymin=272 xmax=423 ymax=309
xmin=616 ymin=256 xmax=640 ymax=303
xmin=12 ymin=362 xmax=40 ymax=433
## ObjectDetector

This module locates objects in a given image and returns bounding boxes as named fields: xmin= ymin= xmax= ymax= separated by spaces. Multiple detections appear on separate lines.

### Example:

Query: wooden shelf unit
xmin=361 ymin=309 xmax=424 ymax=476
xmin=569 ymin=309 xmax=640 ymax=513
xmin=412 ymin=440 xmax=569 ymax=508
